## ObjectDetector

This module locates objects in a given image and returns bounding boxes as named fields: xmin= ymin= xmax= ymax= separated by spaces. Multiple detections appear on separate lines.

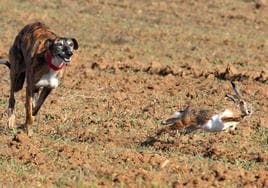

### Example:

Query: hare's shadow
xmin=140 ymin=128 xmax=176 ymax=147
xmin=141 ymin=135 xmax=175 ymax=147
xmin=141 ymin=125 xmax=198 ymax=147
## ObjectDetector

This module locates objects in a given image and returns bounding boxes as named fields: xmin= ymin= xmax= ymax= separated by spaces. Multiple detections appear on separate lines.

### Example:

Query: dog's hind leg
xmin=7 ymin=49 xmax=26 ymax=129
xmin=8 ymin=75 xmax=16 ymax=129
xmin=32 ymin=87 xmax=52 ymax=116
xmin=14 ymin=72 xmax=25 ymax=92
xmin=8 ymin=71 xmax=26 ymax=129
xmin=25 ymin=67 xmax=35 ymax=136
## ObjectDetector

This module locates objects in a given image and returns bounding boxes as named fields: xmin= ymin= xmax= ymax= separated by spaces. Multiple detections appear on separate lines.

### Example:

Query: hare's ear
xmin=225 ymin=94 xmax=237 ymax=103
xmin=231 ymin=81 xmax=242 ymax=99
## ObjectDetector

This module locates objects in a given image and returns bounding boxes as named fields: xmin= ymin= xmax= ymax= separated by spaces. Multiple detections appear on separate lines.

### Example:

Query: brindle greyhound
xmin=0 ymin=22 xmax=78 ymax=136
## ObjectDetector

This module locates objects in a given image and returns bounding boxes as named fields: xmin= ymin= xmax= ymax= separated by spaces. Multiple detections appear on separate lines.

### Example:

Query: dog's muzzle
xmin=58 ymin=52 xmax=73 ymax=63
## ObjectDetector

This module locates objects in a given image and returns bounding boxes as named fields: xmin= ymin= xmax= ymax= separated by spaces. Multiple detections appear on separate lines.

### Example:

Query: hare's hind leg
xmin=222 ymin=122 xmax=239 ymax=131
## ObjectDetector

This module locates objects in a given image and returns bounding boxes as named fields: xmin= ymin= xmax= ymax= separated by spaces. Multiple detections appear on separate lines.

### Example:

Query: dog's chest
xmin=35 ymin=57 xmax=65 ymax=88
xmin=35 ymin=70 xmax=60 ymax=88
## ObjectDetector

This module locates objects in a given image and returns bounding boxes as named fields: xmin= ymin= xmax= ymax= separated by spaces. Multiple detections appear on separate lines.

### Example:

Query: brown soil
xmin=0 ymin=0 xmax=267 ymax=187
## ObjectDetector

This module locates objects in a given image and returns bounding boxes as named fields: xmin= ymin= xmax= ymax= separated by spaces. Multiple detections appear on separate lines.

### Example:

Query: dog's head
xmin=45 ymin=37 xmax=79 ymax=63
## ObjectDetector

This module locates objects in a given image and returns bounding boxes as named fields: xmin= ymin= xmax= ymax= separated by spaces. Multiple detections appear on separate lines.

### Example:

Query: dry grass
xmin=0 ymin=0 xmax=267 ymax=187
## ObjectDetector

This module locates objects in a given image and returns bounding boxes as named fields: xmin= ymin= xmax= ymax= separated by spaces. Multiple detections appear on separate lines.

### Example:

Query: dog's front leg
xmin=32 ymin=88 xmax=40 ymax=109
xmin=25 ymin=68 xmax=34 ymax=136
xmin=32 ymin=87 xmax=52 ymax=116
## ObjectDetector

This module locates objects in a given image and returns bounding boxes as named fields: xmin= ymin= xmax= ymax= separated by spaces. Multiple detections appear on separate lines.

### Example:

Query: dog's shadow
xmin=0 ymin=126 xmax=6 ymax=134
xmin=0 ymin=124 xmax=26 ymax=135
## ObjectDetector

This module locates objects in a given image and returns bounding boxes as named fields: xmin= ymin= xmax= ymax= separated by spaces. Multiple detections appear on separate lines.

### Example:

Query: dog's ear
xmin=71 ymin=38 xmax=79 ymax=50
xmin=44 ymin=39 xmax=53 ymax=50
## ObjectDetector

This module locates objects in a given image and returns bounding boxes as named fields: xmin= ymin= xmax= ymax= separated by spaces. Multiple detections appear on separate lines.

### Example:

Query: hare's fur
xmin=201 ymin=109 xmax=239 ymax=132
xmin=162 ymin=81 xmax=252 ymax=133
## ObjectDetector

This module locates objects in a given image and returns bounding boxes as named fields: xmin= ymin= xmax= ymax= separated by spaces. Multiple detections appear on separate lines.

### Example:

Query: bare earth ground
xmin=0 ymin=0 xmax=268 ymax=187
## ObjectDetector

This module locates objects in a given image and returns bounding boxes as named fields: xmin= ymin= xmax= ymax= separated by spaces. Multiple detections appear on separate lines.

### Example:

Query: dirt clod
xmin=0 ymin=0 xmax=267 ymax=187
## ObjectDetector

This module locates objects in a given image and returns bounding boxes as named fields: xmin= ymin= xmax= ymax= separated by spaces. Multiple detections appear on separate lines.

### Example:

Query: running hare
xmin=162 ymin=81 xmax=252 ymax=133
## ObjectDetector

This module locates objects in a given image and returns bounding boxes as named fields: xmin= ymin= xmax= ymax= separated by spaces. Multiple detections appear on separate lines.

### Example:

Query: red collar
xmin=46 ymin=53 xmax=65 ymax=71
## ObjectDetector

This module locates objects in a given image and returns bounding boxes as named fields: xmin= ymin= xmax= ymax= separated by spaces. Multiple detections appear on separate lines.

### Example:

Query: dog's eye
xmin=56 ymin=42 xmax=64 ymax=47
xmin=66 ymin=41 xmax=73 ymax=47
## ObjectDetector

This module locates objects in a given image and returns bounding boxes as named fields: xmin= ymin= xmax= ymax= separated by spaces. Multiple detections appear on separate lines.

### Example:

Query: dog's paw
xmin=7 ymin=114 xmax=16 ymax=129
xmin=27 ymin=128 xmax=33 ymax=137
xmin=22 ymin=124 xmax=33 ymax=137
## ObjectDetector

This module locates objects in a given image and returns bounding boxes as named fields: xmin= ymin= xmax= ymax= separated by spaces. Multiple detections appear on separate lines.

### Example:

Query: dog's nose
xmin=66 ymin=51 xmax=73 ymax=56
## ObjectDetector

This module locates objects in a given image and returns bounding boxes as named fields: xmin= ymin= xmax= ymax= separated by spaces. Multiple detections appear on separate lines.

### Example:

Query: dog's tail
xmin=0 ymin=59 xmax=10 ymax=69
